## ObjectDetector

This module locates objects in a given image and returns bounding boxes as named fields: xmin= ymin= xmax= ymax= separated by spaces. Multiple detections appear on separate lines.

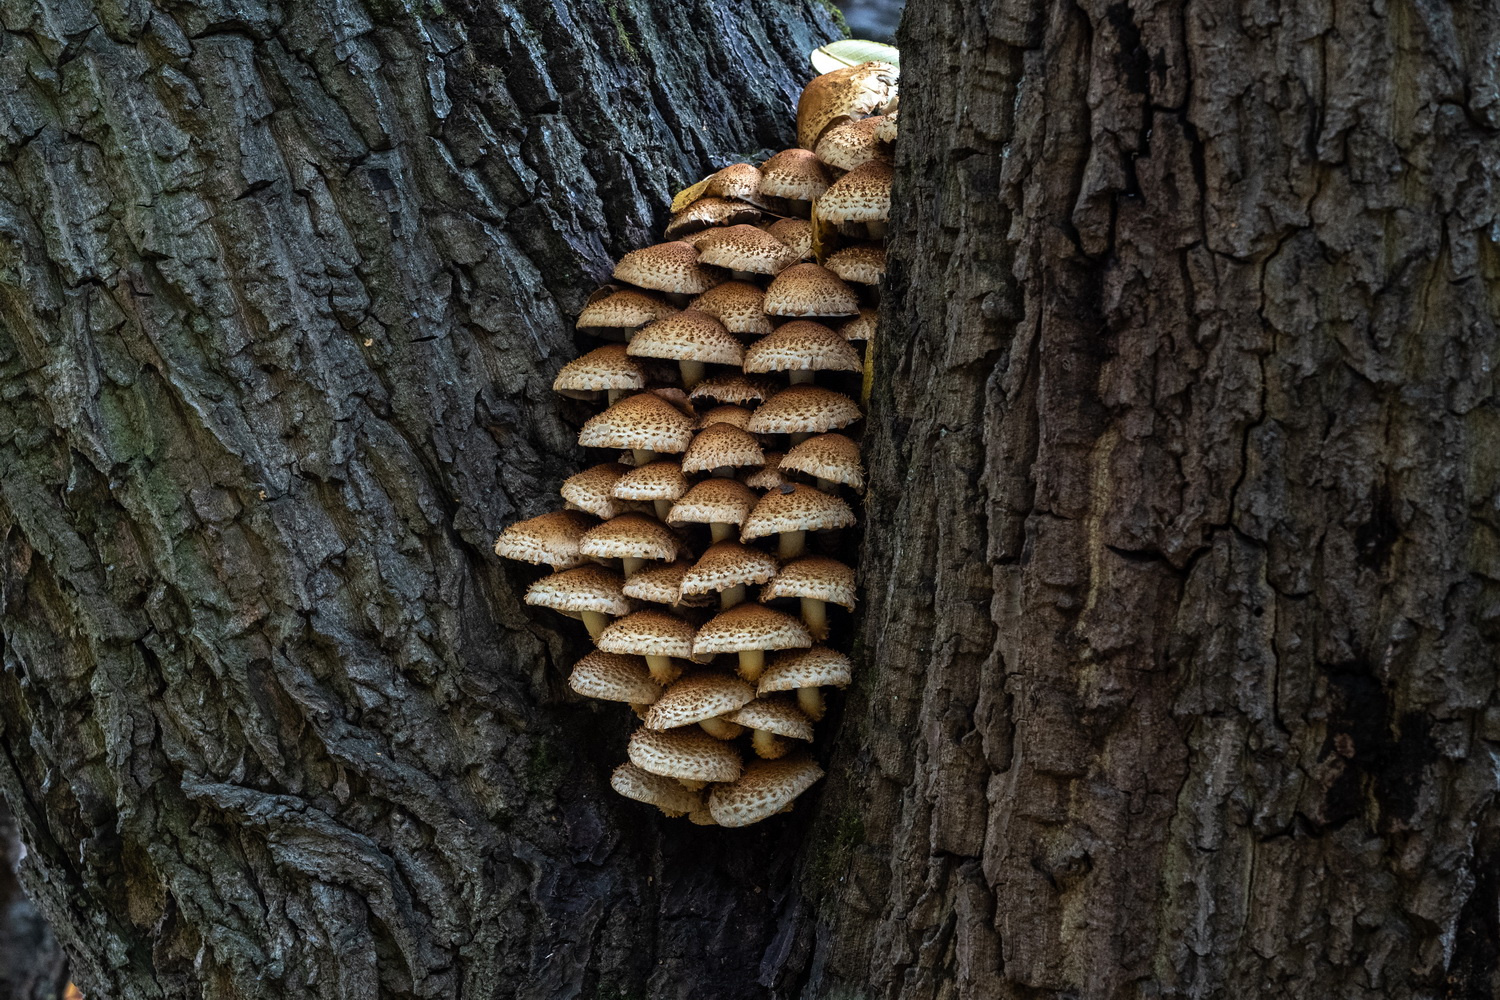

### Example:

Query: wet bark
xmin=1 ymin=800 xmax=70 ymax=1000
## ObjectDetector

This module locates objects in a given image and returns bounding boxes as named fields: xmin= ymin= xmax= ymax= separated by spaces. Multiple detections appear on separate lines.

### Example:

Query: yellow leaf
xmin=809 ymin=39 xmax=901 ymax=74
xmin=670 ymin=175 xmax=714 ymax=214
xmin=809 ymin=198 xmax=837 ymax=264
xmin=860 ymin=335 xmax=876 ymax=408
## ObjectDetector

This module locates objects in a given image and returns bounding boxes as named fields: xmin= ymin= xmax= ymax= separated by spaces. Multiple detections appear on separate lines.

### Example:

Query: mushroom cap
xmin=577 ymin=289 xmax=679 ymax=329
xmin=744 ymin=453 xmax=791 ymax=490
xmin=579 ymin=513 xmax=683 ymax=563
xmin=627 ymin=310 xmax=744 ymax=366
xmin=764 ymin=218 xmax=814 ymax=261
xmin=727 ymin=695 xmax=814 ymax=740
xmin=578 ymin=393 xmax=695 ymax=453
xmin=758 ymin=647 xmax=854 ymax=695
xmin=708 ymin=754 xmax=824 ymax=827
xmin=611 ymin=461 xmax=689 ymax=502
xmin=781 ymin=432 xmax=865 ymax=489
xmin=705 ymin=162 xmax=773 ymax=208
xmin=746 ymin=386 xmax=863 ymax=435
xmin=628 ymin=727 xmax=743 ymax=783
xmin=760 ymin=555 xmax=857 ymax=609
xmin=682 ymin=424 xmax=765 ymax=474
xmin=797 ymin=61 xmax=899 ymax=150
xmin=813 ymin=116 xmax=892 ymax=172
xmin=613 ymin=242 xmax=727 ymax=294
xmin=689 ymin=374 xmax=780 ymax=406
xmin=645 ymin=672 xmax=757 ymax=729
xmin=759 ymin=148 xmax=832 ymax=201
xmin=689 ymin=281 xmax=773 ymax=335
xmin=839 ymin=308 xmax=878 ymax=342
xmin=553 ymin=344 xmax=647 ymax=395
xmin=598 ymin=609 xmax=697 ymax=659
xmin=664 ymin=197 xmax=761 ymax=239
xmin=693 ymin=604 xmax=813 ymax=657
xmin=741 ymin=484 xmax=857 ymax=541
xmin=694 ymin=404 xmax=755 ymax=431
xmin=525 ymin=566 xmax=632 ymax=616
xmin=569 ymin=651 xmax=663 ymax=704
xmin=680 ymin=541 xmax=780 ymax=596
xmin=611 ymin=762 xmax=705 ymax=817
xmin=743 ymin=320 xmax=862 ymax=375
xmin=562 ymin=462 xmax=632 ymax=519
xmin=695 ymin=225 xmax=798 ymax=276
xmin=493 ymin=510 xmax=596 ymax=568
xmin=622 ymin=561 xmax=715 ymax=607
xmin=874 ymin=113 xmax=898 ymax=143
xmin=825 ymin=243 xmax=887 ymax=286
xmin=648 ymin=386 xmax=698 ymax=420
xmin=818 ymin=160 xmax=894 ymax=225
xmin=763 ymin=264 xmax=860 ymax=318
xmin=668 ymin=479 xmax=761 ymax=529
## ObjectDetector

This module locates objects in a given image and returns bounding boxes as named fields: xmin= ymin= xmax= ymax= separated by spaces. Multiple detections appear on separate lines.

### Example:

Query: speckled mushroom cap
xmin=525 ymin=566 xmax=632 ymax=616
xmin=744 ymin=453 xmax=791 ymax=490
xmin=764 ymin=218 xmax=814 ymax=261
xmin=680 ymin=541 xmax=780 ymax=597
xmin=708 ymin=755 xmax=824 ymax=827
xmin=627 ymin=310 xmax=744 ymax=367
xmin=622 ymin=561 xmax=715 ymax=607
xmin=688 ymin=281 xmax=773 ymax=335
xmin=743 ymin=321 xmax=862 ymax=375
xmin=668 ymin=479 xmax=760 ymax=530
xmin=727 ymin=696 xmax=814 ymax=741
xmin=741 ymin=484 xmax=857 ymax=542
xmin=645 ymin=672 xmax=757 ymax=730
xmin=598 ymin=609 xmax=698 ymax=659
xmin=648 ymin=386 xmax=698 ymax=419
xmin=760 ymin=556 xmax=857 ymax=609
xmin=611 ymin=461 xmax=689 ymax=502
xmin=689 ymin=374 xmax=780 ymax=406
xmin=611 ymin=762 xmax=705 ymax=817
xmin=682 ymin=424 xmax=766 ymax=474
xmin=763 ymin=264 xmax=861 ymax=318
xmin=746 ymin=386 xmax=863 ymax=435
xmin=705 ymin=162 xmax=773 ymax=208
xmin=875 ymin=113 xmax=898 ymax=144
xmin=613 ymin=241 xmax=727 ymax=295
xmin=577 ymin=289 xmax=679 ymax=329
xmin=494 ymin=510 xmax=596 ymax=568
xmin=693 ymin=604 xmax=813 ymax=658
xmin=818 ymin=161 xmax=894 ymax=225
xmin=825 ymin=244 xmax=887 ymax=285
xmin=553 ymin=344 xmax=647 ymax=396
xmin=694 ymin=404 xmax=754 ymax=431
xmin=781 ymin=432 xmax=865 ymax=490
xmin=695 ymin=225 xmax=798 ymax=276
xmin=796 ymin=61 xmax=899 ymax=149
xmin=814 ymin=116 xmax=891 ymax=172
xmin=664 ymin=197 xmax=761 ymax=239
xmin=759 ymin=148 xmax=832 ymax=201
xmin=628 ymin=727 xmax=743 ymax=783
xmin=562 ymin=462 xmax=632 ymax=519
xmin=578 ymin=393 xmax=695 ymax=453
xmin=758 ymin=647 xmax=853 ymax=695
xmin=839 ymin=308 xmax=878 ymax=342
xmin=569 ymin=651 xmax=663 ymax=704
xmin=578 ymin=513 xmax=682 ymax=563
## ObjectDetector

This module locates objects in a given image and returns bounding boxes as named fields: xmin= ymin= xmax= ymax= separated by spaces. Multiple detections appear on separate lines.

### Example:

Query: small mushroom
xmin=561 ymin=463 xmax=632 ymax=520
xmin=682 ymin=424 xmax=765 ymax=478
xmin=597 ymin=609 xmax=697 ymax=684
xmin=825 ymin=244 xmax=886 ymax=290
xmin=708 ymin=754 xmax=824 ymax=826
xmin=763 ymin=217 xmax=815 ymax=261
xmin=694 ymin=224 xmax=799 ymax=281
xmin=759 ymin=555 xmax=856 ymax=641
xmin=758 ymin=148 xmax=831 ymax=218
xmin=758 ymin=647 xmax=853 ymax=722
xmin=568 ymin=651 xmax=662 ymax=718
xmin=493 ymin=510 xmax=596 ymax=569
xmin=645 ymin=672 xmax=756 ymax=741
xmin=613 ymin=241 xmax=727 ymax=305
xmin=680 ymin=541 xmax=779 ymax=609
xmin=552 ymin=344 xmax=647 ymax=402
xmin=818 ymin=160 xmax=893 ymax=239
xmin=796 ymin=61 xmax=899 ymax=150
xmin=577 ymin=392 xmax=695 ymax=467
xmin=839 ymin=308 xmax=878 ymax=344
xmin=744 ymin=452 xmax=792 ymax=491
xmin=781 ymin=432 xmax=865 ymax=492
xmin=627 ymin=309 xmax=743 ymax=390
xmin=746 ymin=385 xmax=863 ymax=445
xmin=740 ymin=483 xmax=856 ymax=560
xmin=814 ymin=117 xmax=892 ymax=173
xmin=694 ymin=405 xmax=756 ymax=432
xmin=704 ymin=162 xmax=775 ymax=209
xmin=576 ymin=288 xmax=679 ymax=340
xmin=578 ymin=513 xmax=682 ymax=576
xmin=762 ymin=264 xmax=861 ymax=319
xmin=611 ymin=762 xmax=706 ymax=817
xmin=668 ymin=479 xmax=760 ymax=544
xmin=628 ymin=726 xmax=743 ymax=790
xmin=664 ymin=197 xmax=761 ymax=239
xmin=688 ymin=280 xmax=774 ymax=336
xmin=692 ymin=604 xmax=812 ymax=682
xmin=611 ymin=460 xmax=688 ymax=521
xmin=621 ymin=560 xmax=715 ymax=608
xmin=726 ymin=696 xmax=814 ymax=759
xmin=688 ymin=373 xmax=780 ymax=407
xmin=524 ymin=565 xmax=632 ymax=640
xmin=743 ymin=320 xmax=862 ymax=385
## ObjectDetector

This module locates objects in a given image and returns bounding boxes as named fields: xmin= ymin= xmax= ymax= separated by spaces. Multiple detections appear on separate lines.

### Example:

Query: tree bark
xmin=1 ymin=799 xmax=70 ymax=1000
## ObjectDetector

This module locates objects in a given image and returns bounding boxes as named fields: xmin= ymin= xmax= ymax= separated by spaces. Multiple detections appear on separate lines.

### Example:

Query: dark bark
xmin=1 ymin=799 xmax=69 ymax=1000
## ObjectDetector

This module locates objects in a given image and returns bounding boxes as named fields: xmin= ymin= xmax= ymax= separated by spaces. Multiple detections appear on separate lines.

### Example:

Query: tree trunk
xmin=1 ymin=799 xmax=70 ymax=1000
xmin=3 ymin=2 xmax=1498 ymax=1000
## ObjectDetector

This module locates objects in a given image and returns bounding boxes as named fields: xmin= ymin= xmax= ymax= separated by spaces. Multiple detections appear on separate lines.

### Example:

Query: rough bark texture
xmin=0 ymin=2 xmax=839 ymax=998
xmin=1 ymin=799 xmax=70 ymax=1000
xmin=799 ymin=1 xmax=1500 ymax=998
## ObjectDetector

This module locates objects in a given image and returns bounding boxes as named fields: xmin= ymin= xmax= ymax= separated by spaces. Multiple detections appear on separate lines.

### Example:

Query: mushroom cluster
xmin=495 ymin=60 xmax=897 ymax=828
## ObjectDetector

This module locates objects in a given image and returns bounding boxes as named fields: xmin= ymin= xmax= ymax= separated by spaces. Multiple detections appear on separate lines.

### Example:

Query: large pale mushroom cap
xmin=741 ymin=484 xmax=857 ymax=542
xmin=628 ymin=310 xmax=744 ymax=367
xmin=645 ymin=672 xmax=757 ymax=730
xmin=781 ymin=432 xmax=865 ymax=490
xmin=569 ymin=651 xmax=662 ymax=704
xmin=668 ymin=479 xmax=760 ymax=530
xmin=764 ymin=218 xmax=814 ymax=261
xmin=613 ymin=241 xmax=726 ymax=294
xmin=709 ymin=755 xmax=824 ymax=826
xmin=693 ymin=604 xmax=813 ymax=658
xmin=689 ymin=281 xmax=773 ymax=335
xmin=579 ymin=513 xmax=683 ymax=563
xmin=664 ymin=197 xmax=761 ymax=239
xmin=622 ymin=561 xmax=714 ymax=607
xmin=611 ymin=762 xmax=705 ymax=817
xmin=705 ymin=162 xmax=773 ymax=208
xmin=680 ymin=541 xmax=780 ymax=597
xmin=694 ymin=405 xmax=755 ymax=431
xmin=839 ymin=308 xmax=878 ymax=342
xmin=628 ymin=727 xmax=743 ymax=783
xmin=562 ymin=462 xmax=632 ymax=519
xmin=818 ymin=161 xmax=893 ymax=225
xmin=763 ymin=264 xmax=860 ymax=318
xmin=578 ymin=393 xmax=695 ymax=453
xmin=744 ymin=321 xmax=862 ymax=375
xmin=525 ymin=566 xmax=632 ymax=616
xmin=598 ymin=609 xmax=697 ymax=659
xmin=814 ymin=116 xmax=892 ymax=172
xmin=758 ymin=647 xmax=853 ymax=695
xmin=727 ymin=696 xmax=814 ymax=741
xmin=695 ymin=225 xmax=798 ymax=276
xmin=797 ymin=62 xmax=899 ymax=150
xmin=760 ymin=556 xmax=857 ymax=609
xmin=689 ymin=374 xmax=780 ymax=406
xmin=611 ymin=461 xmax=689 ymax=502
xmin=553 ymin=344 xmax=647 ymax=397
xmin=759 ymin=148 xmax=832 ymax=202
xmin=682 ymin=424 xmax=765 ymax=474
xmin=825 ymin=244 xmax=887 ymax=286
xmin=746 ymin=386 xmax=863 ymax=435
xmin=493 ymin=510 xmax=595 ymax=568
xmin=577 ymin=289 xmax=679 ymax=329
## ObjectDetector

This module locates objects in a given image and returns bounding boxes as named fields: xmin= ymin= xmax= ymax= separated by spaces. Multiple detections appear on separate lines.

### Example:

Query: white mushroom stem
xmin=751 ymin=729 xmax=791 ymax=759
xmin=579 ymin=611 xmax=611 ymax=640
xmin=644 ymin=655 xmax=678 ymax=685
xmin=622 ymin=556 xmax=646 ymax=576
xmin=797 ymin=686 xmax=827 ymax=722
xmin=866 ymin=220 xmax=889 ymax=239
xmin=778 ymin=530 xmax=807 ymax=560
xmin=679 ymin=360 xmax=706 ymax=389
xmin=789 ymin=370 xmax=815 ymax=385
xmin=800 ymin=597 xmax=829 ymax=640
xmin=710 ymin=522 xmax=735 ymax=543
xmin=816 ymin=477 xmax=838 ymax=494
xmin=652 ymin=499 xmax=673 ymax=521
xmin=720 ymin=585 xmax=746 ymax=609
xmin=699 ymin=718 xmax=744 ymax=740
xmin=608 ymin=388 xmax=628 ymax=405
xmin=632 ymin=449 xmax=657 ymax=467
xmin=736 ymin=649 xmax=765 ymax=682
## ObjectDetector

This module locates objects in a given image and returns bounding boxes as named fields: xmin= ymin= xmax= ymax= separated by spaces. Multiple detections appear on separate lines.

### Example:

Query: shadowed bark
xmin=1 ymin=800 xmax=70 ymax=1000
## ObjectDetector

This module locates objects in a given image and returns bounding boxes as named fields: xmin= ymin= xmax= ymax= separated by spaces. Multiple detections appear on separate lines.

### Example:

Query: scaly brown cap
xmin=825 ymin=243 xmax=886 ymax=285
xmin=682 ymin=424 xmax=765 ymax=474
xmin=760 ymin=556 xmax=857 ymax=609
xmin=553 ymin=344 xmax=647 ymax=397
xmin=628 ymin=727 xmax=743 ymax=783
xmin=743 ymin=321 xmax=862 ymax=375
xmin=562 ymin=462 xmax=631 ymax=519
xmin=627 ymin=310 xmax=744 ymax=366
xmin=578 ymin=393 xmax=695 ymax=453
xmin=817 ymin=161 xmax=893 ymax=225
xmin=708 ymin=754 xmax=824 ymax=826
xmin=493 ymin=510 xmax=596 ymax=569
xmin=623 ymin=561 xmax=715 ymax=607
xmin=764 ymin=218 xmax=814 ymax=261
xmin=694 ymin=404 xmax=755 ymax=431
xmin=759 ymin=148 xmax=832 ymax=202
xmin=705 ymin=162 xmax=773 ymax=208
xmin=741 ymin=484 xmax=857 ymax=541
xmin=875 ymin=113 xmax=898 ymax=143
xmin=814 ymin=116 xmax=891 ymax=172
xmin=758 ymin=647 xmax=853 ymax=695
xmin=689 ymin=374 xmax=780 ymax=406
xmin=727 ymin=696 xmax=814 ymax=740
xmin=763 ymin=264 xmax=860 ymax=318
xmin=645 ymin=672 xmax=757 ymax=730
xmin=693 ymin=604 xmax=813 ymax=658
xmin=689 ymin=281 xmax=773 ymax=335
xmin=746 ymin=386 xmax=863 ymax=435
xmin=569 ymin=651 xmax=662 ymax=705
xmin=797 ymin=62 xmax=899 ymax=149
xmin=664 ymin=197 xmax=761 ymax=239
xmin=695 ymin=225 xmax=798 ymax=276
xmin=598 ymin=609 xmax=697 ymax=659
xmin=668 ymin=479 xmax=760 ymax=531
xmin=839 ymin=308 xmax=878 ymax=342
xmin=611 ymin=461 xmax=689 ymax=502
xmin=579 ymin=513 xmax=682 ymax=563
xmin=611 ymin=762 xmax=705 ymax=817
xmin=781 ymin=432 xmax=865 ymax=490
xmin=681 ymin=541 xmax=780 ymax=597
xmin=744 ymin=453 xmax=791 ymax=490
xmin=525 ymin=566 xmax=632 ymax=616
xmin=577 ymin=288 xmax=679 ymax=329
xmin=613 ymin=241 xmax=727 ymax=294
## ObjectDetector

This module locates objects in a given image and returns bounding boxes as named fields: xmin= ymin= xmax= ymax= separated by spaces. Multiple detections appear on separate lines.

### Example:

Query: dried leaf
xmin=670 ymin=175 xmax=715 ymax=214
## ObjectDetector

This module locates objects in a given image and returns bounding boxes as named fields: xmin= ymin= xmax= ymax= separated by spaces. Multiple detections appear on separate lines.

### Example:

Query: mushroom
xmin=743 ymin=320 xmax=862 ymax=385
xmin=759 ymin=555 xmax=856 ymax=640
xmin=578 ymin=513 xmax=682 ymax=576
xmin=612 ymin=241 xmax=727 ymax=306
xmin=709 ymin=754 xmax=824 ymax=827
xmin=524 ymin=565 xmax=632 ymax=640
xmin=611 ymin=762 xmax=706 ymax=818
xmin=825 ymin=244 xmax=886 ymax=290
xmin=568 ymin=650 xmax=662 ymax=718
xmin=688 ymin=373 xmax=780 ymax=407
xmin=688 ymin=280 xmax=774 ymax=336
xmin=704 ymin=162 xmax=775 ymax=209
xmin=839 ymin=308 xmax=878 ymax=343
xmin=597 ymin=609 xmax=696 ymax=684
xmin=726 ymin=696 xmax=814 ymax=759
xmin=680 ymin=540 xmax=780 ymax=609
xmin=744 ymin=453 xmax=792 ymax=491
xmin=814 ymin=117 xmax=892 ymax=173
xmin=622 ymin=560 xmax=715 ymax=608
xmin=875 ymin=113 xmax=898 ymax=144
xmin=664 ymin=197 xmax=761 ymax=240
xmin=645 ymin=672 xmax=756 ymax=740
xmin=576 ymin=288 xmax=679 ymax=340
xmin=746 ymin=385 xmax=863 ymax=445
xmin=692 ymin=604 xmax=812 ymax=682
xmin=693 ymin=405 xmax=755 ymax=431
xmin=551 ymin=343 xmax=647 ymax=402
xmin=492 ymin=510 xmax=596 ymax=569
xmin=763 ymin=217 xmax=815 ymax=261
xmin=796 ymin=61 xmax=899 ymax=150
xmin=758 ymin=148 xmax=831 ymax=218
xmin=740 ymin=483 xmax=856 ymax=559
xmin=628 ymin=726 xmax=743 ymax=790
xmin=694 ymin=224 xmax=799 ymax=281
xmin=667 ymin=479 xmax=760 ymax=544
xmin=627 ymin=309 xmax=743 ymax=390
xmin=611 ymin=460 xmax=688 ymax=521
xmin=758 ymin=646 xmax=853 ymax=722
xmin=762 ymin=263 xmax=861 ymax=319
xmin=818 ymin=160 xmax=893 ymax=239
xmin=682 ymin=423 xmax=765 ymax=478
xmin=577 ymin=392 xmax=695 ymax=468
xmin=561 ymin=462 xmax=632 ymax=520
xmin=781 ymin=432 xmax=865 ymax=492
